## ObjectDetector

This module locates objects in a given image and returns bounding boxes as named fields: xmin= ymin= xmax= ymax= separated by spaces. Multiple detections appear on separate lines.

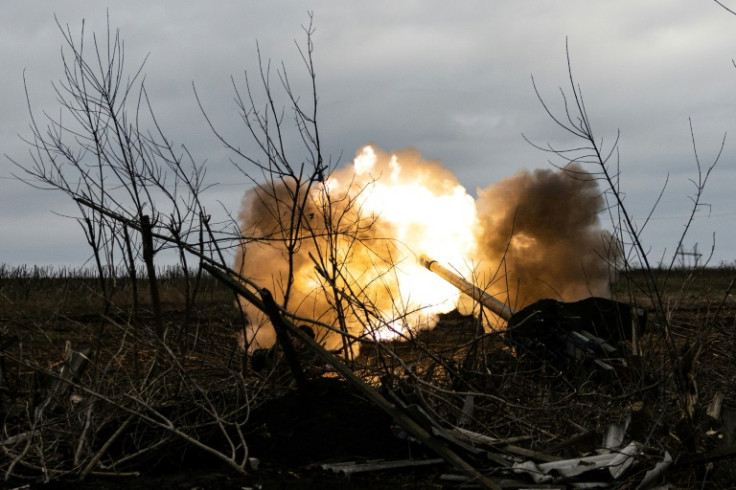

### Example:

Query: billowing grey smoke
xmin=474 ymin=164 xmax=617 ymax=310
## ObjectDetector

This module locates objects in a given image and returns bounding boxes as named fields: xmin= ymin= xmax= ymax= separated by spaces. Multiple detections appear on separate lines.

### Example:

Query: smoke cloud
xmin=235 ymin=146 xmax=617 ymax=351
xmin=234 ymin=176 xmax=374 ymax=351
xmin=474 ymin=165 xmax=615 ymax=309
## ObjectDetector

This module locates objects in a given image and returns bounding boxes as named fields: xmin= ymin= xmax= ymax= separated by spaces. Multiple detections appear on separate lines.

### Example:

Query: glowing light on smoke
xmin=236 ymin=144 xmax=615 ymax=350
xmin=335 ymin=146 xmax=479 ymax=338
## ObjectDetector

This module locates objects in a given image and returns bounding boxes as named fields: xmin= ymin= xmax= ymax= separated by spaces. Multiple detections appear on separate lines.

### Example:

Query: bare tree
xmin=12 ymin=16 xmax=217 ymax=339
xmin=6 ymin=16 xmax=255 ymax=480
xmin=525 ymin=41 xmax=726 ymax=447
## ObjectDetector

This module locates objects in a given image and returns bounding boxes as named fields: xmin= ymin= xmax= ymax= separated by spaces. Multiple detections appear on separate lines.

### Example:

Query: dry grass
xmin=2 ymin=264 xmax=736 ymax=487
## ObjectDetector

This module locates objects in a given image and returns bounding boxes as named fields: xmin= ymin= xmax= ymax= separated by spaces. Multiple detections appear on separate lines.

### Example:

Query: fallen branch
xmin=321 ymin=458 xmax=444 ymax=476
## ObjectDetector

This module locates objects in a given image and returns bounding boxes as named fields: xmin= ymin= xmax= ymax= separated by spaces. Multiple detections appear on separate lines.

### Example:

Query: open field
xmin=1 ymin=264 xmax=736 ymax=488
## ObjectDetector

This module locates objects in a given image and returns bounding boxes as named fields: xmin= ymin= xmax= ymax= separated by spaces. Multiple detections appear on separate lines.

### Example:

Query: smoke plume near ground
xmin=235 ymin=145 xmax=617 ymax=351
xmin=474 ymin=166 xmax=616 ymax=310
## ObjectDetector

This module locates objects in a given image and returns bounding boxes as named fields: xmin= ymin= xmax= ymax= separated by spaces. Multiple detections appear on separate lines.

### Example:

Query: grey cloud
xmin=2 ymin=1 xmax=736 ymax=266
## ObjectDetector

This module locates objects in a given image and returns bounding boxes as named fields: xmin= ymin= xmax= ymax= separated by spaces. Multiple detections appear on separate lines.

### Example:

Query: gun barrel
xmin=419 ymin=255 xmax=514 ymax=322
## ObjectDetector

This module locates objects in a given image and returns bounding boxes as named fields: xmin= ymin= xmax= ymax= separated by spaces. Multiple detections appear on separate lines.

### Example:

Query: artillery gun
xmin=419 ymin=255 xmax=645 ymax=376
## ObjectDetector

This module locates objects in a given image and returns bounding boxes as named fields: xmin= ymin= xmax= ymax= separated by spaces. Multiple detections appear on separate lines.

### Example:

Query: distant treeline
xmin=2 ymin=262 xmax=735 ymax=281
xmin=0 ymin=263 xmax=234 ymax=307
xmin=0 ymin=263 xmax=218 ymax=281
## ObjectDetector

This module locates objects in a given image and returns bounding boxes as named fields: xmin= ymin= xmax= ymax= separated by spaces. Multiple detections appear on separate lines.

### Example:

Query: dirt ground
xmin=4 ymin=268 xmax=736 ymax=488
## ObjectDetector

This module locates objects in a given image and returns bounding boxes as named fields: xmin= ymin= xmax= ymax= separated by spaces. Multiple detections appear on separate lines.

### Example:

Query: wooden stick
xmin=258 ymin=289 xmax=308 ymax=390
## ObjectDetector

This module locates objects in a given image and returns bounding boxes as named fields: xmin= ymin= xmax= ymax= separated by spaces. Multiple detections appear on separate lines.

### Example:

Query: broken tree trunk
xmin=34 ymin=343 xmax=91 ymax=424
xmin=140 ymin=214 xmax=164 ymax=340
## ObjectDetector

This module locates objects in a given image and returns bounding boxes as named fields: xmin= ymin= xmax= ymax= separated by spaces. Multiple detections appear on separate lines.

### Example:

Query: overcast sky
xmin=2 ymin=1 xmax=736 ymax=269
